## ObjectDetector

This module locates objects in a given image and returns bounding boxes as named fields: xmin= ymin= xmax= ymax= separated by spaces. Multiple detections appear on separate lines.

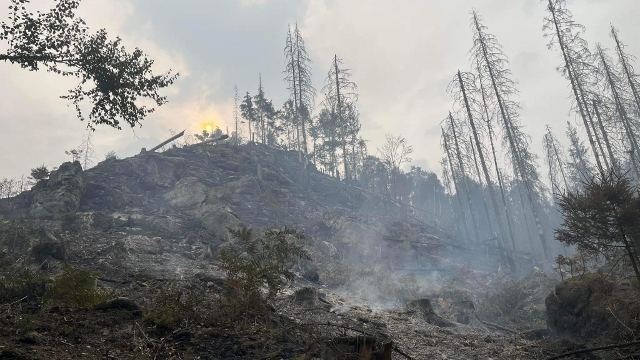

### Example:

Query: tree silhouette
xmin=557 ymin=173 xmax=640 ymax=282
xmin=0 ymin=0 xmax=177 ymax=130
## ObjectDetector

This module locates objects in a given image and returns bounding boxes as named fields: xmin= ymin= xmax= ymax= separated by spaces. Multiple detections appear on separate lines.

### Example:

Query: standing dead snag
xmin=450 ymin=71 xmax=515 ymax=271
xmin=471 ymin=9 xmax=550 ymax=259
xmin=542 ymin=0 xmax=606 ymax=176
xmin=442 ymin=128 xmax=472 ymax=243
xmin=322 ymin=55 xmax=359 ymax=183
xmin=445 ymin=114 xmax=480 ymax=243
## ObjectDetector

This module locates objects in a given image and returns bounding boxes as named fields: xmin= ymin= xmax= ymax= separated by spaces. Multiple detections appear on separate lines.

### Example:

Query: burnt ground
xmin=0 ymin=143 xmax=638 ymax=359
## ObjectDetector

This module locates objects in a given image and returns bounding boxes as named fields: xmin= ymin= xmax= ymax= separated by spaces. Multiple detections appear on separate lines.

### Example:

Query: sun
xmin=205 ymin=124 xmax=213 ymax=133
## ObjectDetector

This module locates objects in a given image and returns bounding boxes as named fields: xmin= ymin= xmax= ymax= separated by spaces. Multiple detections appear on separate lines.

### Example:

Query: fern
xmin=219 ymin=226 xmax=311 ymax=305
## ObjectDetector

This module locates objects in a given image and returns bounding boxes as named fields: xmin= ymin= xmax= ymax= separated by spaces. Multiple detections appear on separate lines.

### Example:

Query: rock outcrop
xmin=29 ymin=161 xmax=85 ymax=219
xmin=546 ymin=274 xmax=640 ymax=340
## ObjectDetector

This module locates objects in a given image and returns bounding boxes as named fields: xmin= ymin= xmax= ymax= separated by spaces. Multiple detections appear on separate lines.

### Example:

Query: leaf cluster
xmin=0 ymin=0 xmax=178 ymax=130
xmin=218 ymin=227 xmax=311 ymax=304
xmin=43 ymin=264 xmax=111 ymax=309
xmin=556 ymin=172 xmax=640 ymax=281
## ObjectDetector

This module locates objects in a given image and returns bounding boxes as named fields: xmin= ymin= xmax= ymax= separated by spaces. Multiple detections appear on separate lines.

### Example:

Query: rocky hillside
xmin=3 ymin=142 xmax=610 ymax=359
xmin=1 ymin=142 xmax=462 ymax=281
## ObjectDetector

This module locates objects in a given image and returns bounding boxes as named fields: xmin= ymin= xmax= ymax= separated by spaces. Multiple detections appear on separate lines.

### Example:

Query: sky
xmin=1 ymin=0 xmax=640 ymax=182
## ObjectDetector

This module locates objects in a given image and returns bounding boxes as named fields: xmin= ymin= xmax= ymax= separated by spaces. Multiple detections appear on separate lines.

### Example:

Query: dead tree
xmin=450 ymin=71 xmax=515 ymax=270
xmin=611 ymin=26 xmax=640 ymax=121
xmin=565 ymin=121 xmax=595 ymax=191
xmin=472 ymin=10 xmax=551 ymax=259
xmin=447 ymin=113 xmax=480 ymax=242
xmin=442 ymin=129 xmax=472 ymax=243
xmin=542 ymin=125 xmax=569 ymax=199
xmin=595 ymin=43 xmax=640 ymax=179
xmin=476 ymin=59 xmax=520 ymax=250
xmin=543 ymin=0 xmax=606 ymax=175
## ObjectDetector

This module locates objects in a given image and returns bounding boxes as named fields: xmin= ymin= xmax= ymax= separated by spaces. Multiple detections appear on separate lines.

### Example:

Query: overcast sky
xmin=1 ymin=0 xmax=640 ymax=182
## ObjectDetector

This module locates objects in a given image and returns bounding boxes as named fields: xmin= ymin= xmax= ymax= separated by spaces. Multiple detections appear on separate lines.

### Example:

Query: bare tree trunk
xmin=449 ymin=113 xmax=480 ymax=242
xmin=612 ymin=27 xmax=640 ymax=123
xmin=477 ymin=62 xmax=519 ymax=251
xmin=470 ymin=135 xmax=495 ymax=236
xmin=592 ymin=100 xmax=618 ymax=170
xmin=458 ymin=72 xmax=514 ymax=269
xmin=443 ymin=130 xmax=472 ymax=243
xmin=334 ymin=55 xmax=349 ymax=183
xmin=547 ymin=0 xmax=605 ymax=176
xmin=599 ymin=47 xmax=640 ymax=180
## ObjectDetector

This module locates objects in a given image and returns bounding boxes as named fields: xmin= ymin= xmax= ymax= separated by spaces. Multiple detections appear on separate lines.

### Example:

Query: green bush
xmin=218 ymin=227 xmax=310 ymax=306
xmin=143 ymin=286 xmax=201 ymax=330
xmin=43 ymin=265 xmax=111 ymax=309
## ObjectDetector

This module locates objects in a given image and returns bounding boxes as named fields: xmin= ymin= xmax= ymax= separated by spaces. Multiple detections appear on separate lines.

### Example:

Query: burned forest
xmin=1 ymin=0 xmax=640 ymax=359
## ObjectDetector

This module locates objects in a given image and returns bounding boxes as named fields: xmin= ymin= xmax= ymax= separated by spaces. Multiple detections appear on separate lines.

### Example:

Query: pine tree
xmin=240 ymin=92 xmax=255 ymax=143
xmin=322 ymin=55 xmax=358 ymax=182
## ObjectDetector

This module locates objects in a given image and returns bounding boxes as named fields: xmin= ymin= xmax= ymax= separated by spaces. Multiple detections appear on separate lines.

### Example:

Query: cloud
xmin=299 ymin=0 xmax=640 ymax=176
xmin=2 ymin=0 xmax=640 ymax=186
xmin=238 ymin=0 xmax=268 ymax=7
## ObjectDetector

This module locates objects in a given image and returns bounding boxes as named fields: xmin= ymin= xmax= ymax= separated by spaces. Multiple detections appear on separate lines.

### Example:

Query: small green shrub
xmin=143 ymin=287 xmax=201 ymax=330
xmin=43 ymin=265 xmax=111 ymax=309
xmin=218 ymin=227 xmax=310 ymax=308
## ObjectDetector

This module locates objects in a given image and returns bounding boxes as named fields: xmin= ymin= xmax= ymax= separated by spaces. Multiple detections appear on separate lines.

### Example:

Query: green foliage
xmin=0 ymin=269 xmax=47 ymax=304
xmin=43 ymin=265 xmax=111 ymax=309
xmin=143 ymin=287 xmax=201 ymax=330
xmin=0 ymin=0 xmax=178 ymax=129
xmin=218 ymin=227 xmax=311 ymax=304
xmin=556 ymin=172 xmax=640 ymax=281
xmin=30 ymin=165 xmax=49 ymax=181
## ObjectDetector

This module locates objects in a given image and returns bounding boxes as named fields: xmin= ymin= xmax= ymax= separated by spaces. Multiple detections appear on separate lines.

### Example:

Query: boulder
xmin=545 ymin=274 xmax=639 ymax=340
xmin=29 ymin=161 xmax=85 ymax=219
xmin=164 ymin=177 xmax=207 ymax=209
xmin=406 ymin=299 xmax=456 ymax=327
xmin=195 ymin=204 xmax=244 ymax=241
xmin=292 ymin=287 xmax=331 ymax=309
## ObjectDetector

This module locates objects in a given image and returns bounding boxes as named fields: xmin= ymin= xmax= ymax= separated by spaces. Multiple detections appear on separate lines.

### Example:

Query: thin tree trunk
xmin=443 ymin=128 xmax=472 ymax=243
xmin=449 ymin=113 xmax=480 ymax=242
xmin=334 ymin=55 xmax=349 ymax=183
xmin=477 ymin=61 xmax=519 ymax=250
xmin=547 ymin=0 xmax=605 ymax=176
xmin=599 ymin=47 xmax=640 ymax=179
xmin=470 ymin=134 xmax=495 ymax=236
xmin=612 ymin=27 xmax=640 ymax=123
xmin=592 ymin=100 xmax=617 ymax=170
xmin=458 ymin=72 xmax=514 ymax=269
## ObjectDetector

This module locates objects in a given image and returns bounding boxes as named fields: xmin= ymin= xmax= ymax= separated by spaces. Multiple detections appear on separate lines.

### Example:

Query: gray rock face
xmin=30 ymin=161 xmax=85 ymax=219
xmin=164 ymin=177 xmax=207 ymax=209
